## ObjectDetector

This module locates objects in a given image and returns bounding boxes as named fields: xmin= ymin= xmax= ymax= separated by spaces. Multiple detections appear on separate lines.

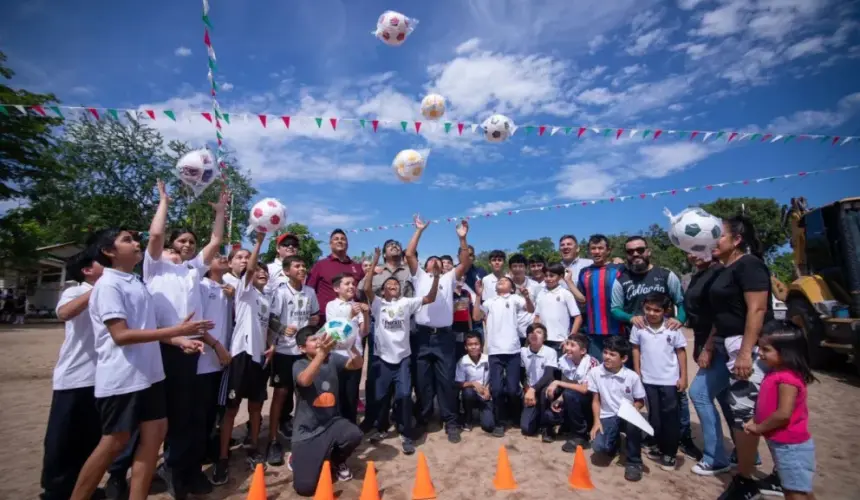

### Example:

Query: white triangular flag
xmin=550 ymin=126 xmax=560 ymax=136
xmin=127 ymin=110 xmax=138 ymax=121
xmin=15 ymin=105 xmax=26 ymax=115
xmin=629 ymin=129 xmax=639 ymax=138
xmin=470 ymin=123 xmax=478 ymax=133
xmin=770 ymin=135 xmax=784 ymax=142
xmin=702 ymin=132 xmax=714 ymax=142
xmin=842 ymin=137 xmax=854 ymax=145
xmin=203 ymin=0 xmax=210 ymax=15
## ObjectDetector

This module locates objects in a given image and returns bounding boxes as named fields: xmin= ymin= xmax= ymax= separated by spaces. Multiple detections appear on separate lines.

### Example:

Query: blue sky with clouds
xmin=3 ymin=0 xmax=860 ymax=259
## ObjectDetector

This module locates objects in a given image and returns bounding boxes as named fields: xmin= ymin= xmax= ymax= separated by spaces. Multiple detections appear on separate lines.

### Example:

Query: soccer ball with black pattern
xmin=482 ymin=114 xmax=514 ymax=143
xmin=666 ymin=207 xmax=722 ymax=259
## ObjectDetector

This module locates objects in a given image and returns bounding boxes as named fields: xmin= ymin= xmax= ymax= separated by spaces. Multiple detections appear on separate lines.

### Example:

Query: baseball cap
xmin=277 ymin=233 xmax=300 ymax=247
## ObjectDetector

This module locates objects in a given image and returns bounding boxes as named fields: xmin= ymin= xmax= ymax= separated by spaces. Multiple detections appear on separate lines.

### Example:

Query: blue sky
xmin=3 ymin=0 xmax=860 ymax=259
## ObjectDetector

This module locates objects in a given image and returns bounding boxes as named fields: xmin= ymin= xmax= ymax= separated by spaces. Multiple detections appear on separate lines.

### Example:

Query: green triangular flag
xmin=819 ymin=136 xmax=830 ymax=143
xmin=49 ymin=106 xmax=63 ymax=118
xmin=784 ymin=135 xmax=795 ymax=142
xmin=642 ymin=129 xmax=651 ymax=138
xmin=222 ymin=113 xmax=230 ymax=124
xmin=107 ymin=109 xmax=119 ymax=120
xmin=749 ymin=133 xmax=761 ymax=141
xmin=715 ymin=131 xmax=725 ymax=140
xmin=444 ymin=122 xmax=452 ymax=133
xmin=216 ymin=130 xmax=222 ymax=140
xmin=400 ymin=121 xmax=408 ymax=132
xmin=164 ymin=110 xmax=176 ymax=121
xmin=602 ymin=128 xmax=612 ymax=137
xmin=359 ymin=119 xmax=366 ymax=128
xmin=202 ymin=14 xmax=213 ymax=30
xmin=677 ymin=131 xmax=687 ymax=138
xmin=214 ymin=108 xmax=222 ymax=119
xmin=212 ymin=81 xmax=218 ymax=91
xmin=314 ymin=118 xmax=322 ymax=128
xmin=208 ymin=59 xmax=217 ymax=72
xmin=564 ymin=127 xmax=572 ymax=135
xmin=525 ymin=125 xmax=535 ymax=135
xmin=0 ymin=105 xmax=8 ymax=116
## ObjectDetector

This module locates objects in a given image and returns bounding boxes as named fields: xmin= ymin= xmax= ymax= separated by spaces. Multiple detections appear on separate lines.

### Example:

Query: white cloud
xmin=220 ymin=82 xmax=235 ymax=91
xmin=580 ymin=74 xmax=696 ymax=120
xmin=678 ymin=0 xmax=707 ymax=10
xmin=577 ymin=87 xmax=621 ymax=106
xmin=455 ymin=38 xmax=481 ymax=54
xmin=767 ymin=92 xmax=860 ymax=133
xmin=520 ymin=145 xmax=547 ymax=156
xmin=635 ymin=142 xmax=714 ymax=179
xmin=469 ymin=200 xmax=517 ymax=214
xmin=588 ymin=34 xmax=607 ymax=54
xmin=555 ymin=164 xmax=619 ymax=200
xmin=174 ymin=46 xmax=192 ymax=57
xmin=291 ymin=200 xmax=374 ymax=228
xmin=626 ymin=28 xmax=669 ymax=55
xmin=468 ymin=191 xmax=552 ymax=215
xmin=692 ymin=0 xmax=747 ymax=37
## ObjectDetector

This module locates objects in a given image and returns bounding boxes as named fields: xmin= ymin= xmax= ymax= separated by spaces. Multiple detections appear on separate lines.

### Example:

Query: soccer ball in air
xmin=482 ymin=114 xmax=514 ymax=143
xmin=392 ymin=149 xmax=426 ymax=183
xmin=175 ymin=149 xmax=217 ymax=196
xmin=374 ymin=10 xmax=415 ymax=47
xmin=249 ymin=198 xmax=287 ymax=234
xmin=666 ymin=207 xmax=723 ymax=260
xmin=320 ymin=319 xmax=357 ymax=350
xmin=420 ymin=94 xmax=446 ymax=120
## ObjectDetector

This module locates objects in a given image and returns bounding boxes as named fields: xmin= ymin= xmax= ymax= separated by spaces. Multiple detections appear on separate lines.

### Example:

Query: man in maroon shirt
xmin=306 ymin=228 xmax=366 ymax=324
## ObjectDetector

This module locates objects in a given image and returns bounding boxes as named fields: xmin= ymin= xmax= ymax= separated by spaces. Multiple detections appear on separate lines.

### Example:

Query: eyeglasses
xmin=626 ymin=247 xmax=647 ymax=256
xmin=283 ymin=243 xmax=298 ymax=249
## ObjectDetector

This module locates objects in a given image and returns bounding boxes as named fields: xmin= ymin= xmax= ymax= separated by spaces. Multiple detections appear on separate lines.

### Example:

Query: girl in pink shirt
xmin=743 ymin=321 xmax=817 ymax=499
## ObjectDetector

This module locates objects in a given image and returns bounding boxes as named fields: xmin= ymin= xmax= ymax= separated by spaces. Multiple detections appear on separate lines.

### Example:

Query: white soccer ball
xmin=176 ymin=149 xmax=217 ymax=195
xmin=420 ymin=94 xmax=446 ymax=120
xmin=374 ymin=10 xmax=415 ymax=47
xmin=482 ymin=114 xmax=514 ymax=143
xmin=320 ymin=318 xmax=357 ymax=350
xmin=666 ymin=207 xmax=723 ymax=260
xmin=392 ymin=149 xmax=426 ymax=183
xmin=249 ymin=198 xmax=287 ymax=234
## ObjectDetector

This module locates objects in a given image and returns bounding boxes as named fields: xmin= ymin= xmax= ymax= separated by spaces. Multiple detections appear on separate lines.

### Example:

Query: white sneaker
xmin=692 ymin=461 xmax=732 ymax=476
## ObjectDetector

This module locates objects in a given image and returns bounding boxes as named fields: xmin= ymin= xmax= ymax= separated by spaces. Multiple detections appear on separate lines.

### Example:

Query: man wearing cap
xmin=267 ymin=233 xmax=300 ymax=292
xmin=307 ymin=229 xmax=366 ymax=325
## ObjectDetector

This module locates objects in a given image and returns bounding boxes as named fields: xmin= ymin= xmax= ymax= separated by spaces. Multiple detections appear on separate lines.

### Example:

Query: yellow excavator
xmin=780 ymin=196 xmax=860 ymax=373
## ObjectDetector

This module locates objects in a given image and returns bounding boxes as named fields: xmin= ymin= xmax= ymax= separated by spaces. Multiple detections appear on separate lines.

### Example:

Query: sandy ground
xmin=2 ymin=323 xmax=859 ymax=500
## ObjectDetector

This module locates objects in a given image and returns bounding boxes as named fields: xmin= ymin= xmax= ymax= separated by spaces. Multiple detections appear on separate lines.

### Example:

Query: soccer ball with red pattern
xmin=373 ymin=10 xmax=416 ymax=47
xmin=249 ymin=198 xmax=287 ymax=234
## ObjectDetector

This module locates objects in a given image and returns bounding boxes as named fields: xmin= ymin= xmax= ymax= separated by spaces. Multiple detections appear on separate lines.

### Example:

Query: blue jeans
xmin=460 ymin=388 xmax=495 ymax=432
xmin=488 ymin=353 xmax=521 ymax=425
xmin=593 ymin=416 xmax=642 ymax=464
xmin=369 ymin=357 xmax=412 ymax=437
xmin=543 ymin=388 xmax=591 ymax=439
xmin=689 ymin=347 xmax=733 ymax=467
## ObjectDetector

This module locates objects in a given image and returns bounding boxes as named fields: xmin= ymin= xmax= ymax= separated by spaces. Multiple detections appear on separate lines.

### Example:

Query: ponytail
xmin=725 ymin=215 xmax=764 ymax=259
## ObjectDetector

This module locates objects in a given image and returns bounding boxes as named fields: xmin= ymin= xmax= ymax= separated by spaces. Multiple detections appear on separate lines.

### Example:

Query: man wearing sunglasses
xmin=267 ymin=233 xmax=301 ymax=291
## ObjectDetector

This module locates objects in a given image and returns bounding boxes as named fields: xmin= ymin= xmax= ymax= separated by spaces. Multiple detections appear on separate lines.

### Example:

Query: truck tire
xmin=787 ymin=296 xmax=832 ymax=369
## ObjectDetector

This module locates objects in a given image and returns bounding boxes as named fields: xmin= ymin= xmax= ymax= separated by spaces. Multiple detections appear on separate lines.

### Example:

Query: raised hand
xmin=456 ymin=219 xmax=469 ymax=238
xmin=431 ymin=259 xmax=442 ymax=276
xmin=255 ymin=230 xmax=265 ymax=244
xmin=210 ymin=188 xmax=230 ymax=213
xmin=373 ymin=246 xmax=381 ymax=263
xmin=156 ymin=179 xmax=171 ymax=204
xmin=414 ymin=214 xmax=430 ymax=231
xmin=221 ymin=284 xmax=235 ymax=298
xmin=475 ymin=279 xmax=483 ymax=296
xmin=319 ymin=333 xmax=337 ymax=355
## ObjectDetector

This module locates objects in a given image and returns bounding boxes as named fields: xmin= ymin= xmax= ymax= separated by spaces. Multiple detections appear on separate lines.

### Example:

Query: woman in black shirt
xmin=689 ymin=215 xmax=776 ymax=499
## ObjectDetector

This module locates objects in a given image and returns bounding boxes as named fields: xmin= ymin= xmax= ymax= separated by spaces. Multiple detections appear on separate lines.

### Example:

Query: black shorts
xmin=270 ymin=353 xmax=302 ymax=389
xmin=224 ymin=352 xmax=268 ymax=409
xmin=95 ymin=381 xmax=167 ymax=435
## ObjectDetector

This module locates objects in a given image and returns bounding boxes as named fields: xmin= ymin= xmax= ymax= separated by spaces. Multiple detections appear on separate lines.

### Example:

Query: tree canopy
xmin=262 ymin=224 xmax=323 ymax=270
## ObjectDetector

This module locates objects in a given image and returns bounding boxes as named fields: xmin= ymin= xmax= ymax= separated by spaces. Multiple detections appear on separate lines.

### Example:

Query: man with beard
xmin=267 ymin=233 xmax=300 ymax=292
xmin=307 ymin=229 xmax=366 ymax=325
xmin=559 ymin=235 xmax=593 ymax=290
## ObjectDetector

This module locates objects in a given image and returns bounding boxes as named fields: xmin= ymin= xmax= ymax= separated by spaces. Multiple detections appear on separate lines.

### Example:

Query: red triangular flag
xmin=609 ymin=197 xmax=615 ymax=202
xmin=330 ymin=118 xmax=337 ymax=130
xmin=211 ymin=88 xmax=216 ymax=97
xmin=743 ymin=180 xmax=750 ymax=184
xmin=799 ymin=172 xmax=807 ymax=176
xmin=258 ymin=115 xmax=267 ymax=127
xmin=201 ymin=112 xmax=212 ymax=123
xmin=31 ymin=105 xmax=47 ymax=116
xmin=457 ymin=123 xmax=464 ymax=135
xmin=577 ymin=127 xmax=586 ymax=138
xmin=728 ymin=132 xmax=738 ymax=142
xmin=639 ymin=193 xmax=646 ymax=199
xmin=671 ymin=189 xmax=677 ymax=195
xmin=706 ymin=185 xmax=713 ymax=190
xmin=832 ymin=136 xmax=840 ymax=145
xmin=204 ymin=29 xmax=211 ymax=47
xmin=415 ymin=121 xmax=422 ymax=133
xmin=616 ymin=128 xmax=624 ymax=139
xmin=690 ymin=131 xmax=699 ymax=141
xmin=653 ymin=130 xmax=662 ymax=139
xmin=539 ymin=125 xmax=546 ymax=136
xmin=146 ymin=109 xmax=155 ymax=120
xmin=281 ymin=116 xmax=290 ymax=128
xmin=215 ymin=120 xmax=222 ymax=130
xmin=761 ymin=133 xmax=772 ymax=142
xmin=87 ymin=108 xmax=100 ymax=120
xmin=371 ymin=120 xmax=379 ymax=132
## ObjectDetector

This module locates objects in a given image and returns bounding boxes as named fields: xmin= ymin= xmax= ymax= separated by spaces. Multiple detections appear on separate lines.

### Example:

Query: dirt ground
xmin=2 ymin=323 xmax=859 ymax=499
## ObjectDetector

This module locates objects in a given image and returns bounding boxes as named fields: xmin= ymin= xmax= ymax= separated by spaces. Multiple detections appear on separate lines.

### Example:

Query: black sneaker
xmin=246 ymin=449 xmax=265 ymax=470
xmin=491 ymin=426 xmax=505 ymax=438
xmin=368 ymin=430 xmax=388 ymax=444
xmin=660 ymin=455 xmax=677 ymax=472
xmin=462 ymin=421 xmax=473 ymax=432
xmin=718 ymin=475 xmax=761 ymax=500
xmin=692 ymin=461 xmax=732 ymax=476
xmin=624 ymin=463 xmax=643 ymax=482
xmin=210 ymin=459 xmax=229 ymax=486
xmin=402 ymin=437 xmax=416 ymax=455
xmin=90 ymin=488 xmax=108 ymax=500
xmin=757 ymin=472 xmax=785 ymax=498
xmin=266 ymin=441 xmax=285 ymax=466
xmin=105 ymin=474 xmax=128 ymax=500
xmin=679 ymin=438 xmax=704 ymax=462
xmin=186 ymin=470 xmax=213 ymax=495
xmin=644 ymin=446 xmax=662 ymax=463
xmin=278 ymin=420 xmax=293 ymax=440
xmin=446 ymin=426 xmax=462 ymax=444
xmin=541 ymin=428 xmax=556 ymax=443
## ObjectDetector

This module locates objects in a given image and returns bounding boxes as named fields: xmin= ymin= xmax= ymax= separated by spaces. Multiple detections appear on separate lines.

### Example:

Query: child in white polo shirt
xmin=455 ymin=332 xmax=495 ymax=433
xmin=544 ymin=333 xmax=599 ymax=453
xmin=325 ymin=272 xmax=370 ymax=425
xmin=534 ymin=263 xmax=582 ymax=355
xmin=479 ymin=249 xmax=507 ymax=301
xmin=41 ymin=248 xmax=104 ymax=500
xmin=473 ymin=276 xmax=534 ymax=437
xmin=363 ymin=247 xmax=440 ymax=454
xmin=630 ymin=292 xmax=688 ymax=471
xmin=266 ymin=255 xmax=320 ymax=465
xmin=587 ymin=335 xmax=647 ymax=483
xmin=519 ymin=323 xmax=558 ymax=440
xmin=70 ymin=229 xmax=214 ymax=500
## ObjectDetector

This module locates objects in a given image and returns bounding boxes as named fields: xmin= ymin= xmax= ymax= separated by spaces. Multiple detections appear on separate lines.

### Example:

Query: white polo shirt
xmin=53 ymin=282 xmax=97 ymax=390
xmin=520 ymin=344 xmax=558 ymax=387
xmin=630 ymin=323 xmax=687 ymax=386
xmin=560 ymin=257 xmax=594 ymax=290
xmin=326 ymin=298 xmax=366 ymax=357
xmin=559 ymin=353 xmax=597 ymax=384
xmin=480 ymin=293 xmax=525 ymax=355
xmin=89 ymin=268 xmax=165 ymax=398
xmin=412 ymin=268 xmax=456 ymax=329
xmin=587 ymin=364 xmax=646 ymax=418
xmin=512 ymin=276 xmax=543 ymax=301
xmin=535 ymin=285 xmax=581 ymax=342
xmin=143 ymin=251 xmax=208 ymax=331
xmin=455 ymin=353 xmax=490 ymax=386
xmin=197 ymin=278 xmax=232 ymax=375
xmin=231 ymin=277 xmax=271 ymax=364
xmin=223 ymin=272 xmax=240 ymax=289
xmin=480 ymin=273 xmax=502 ymax=301
xmin=271 ymin=283 xmax=319 ymax=355
xmin=266 ymin=259 xmax=288 ymax=293
xmin=371 ymin=296 xmax=423 ymax=364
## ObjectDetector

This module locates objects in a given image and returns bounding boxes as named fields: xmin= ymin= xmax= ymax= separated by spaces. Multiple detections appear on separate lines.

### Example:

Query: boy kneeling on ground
xmin=291 ymin=326 xmax=364 ymax=497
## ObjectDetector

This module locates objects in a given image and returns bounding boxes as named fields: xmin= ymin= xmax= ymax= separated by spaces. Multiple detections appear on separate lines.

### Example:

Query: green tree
xmin=767 ymin=251 xmax=795 ymax=285
xmin=261 ymin=224 xmax=323 ymax=269
xmin=701 ymin=197 xmax=786 ymax=257
xmin=517 ymin=237 xmax=561 ymax=263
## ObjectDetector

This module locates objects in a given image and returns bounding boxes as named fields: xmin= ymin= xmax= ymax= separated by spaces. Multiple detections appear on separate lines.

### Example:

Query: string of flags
xmin=304 ymin=165 xmax=858 ymax=237
xmin=2 ymin=104 xmax=858 ymax=147
xmin=200 ymin=0 xmax=228 ymax=181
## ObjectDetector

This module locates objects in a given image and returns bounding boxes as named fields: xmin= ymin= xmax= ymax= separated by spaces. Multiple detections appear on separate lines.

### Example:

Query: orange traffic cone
xmin=360 ymin=461 xmax=381 ymax=500
xmin=247 ymin=463 xmax=266 ymax=500
xmin=412 ymin=452 xmax=437 ymax=499
xmin=568 ymin=445 xmax=595 ymax=490
xmin=314 ymin=460 xmax=335 ymax=500
xmin=492 ymin=446 xmax=518 ymax=490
